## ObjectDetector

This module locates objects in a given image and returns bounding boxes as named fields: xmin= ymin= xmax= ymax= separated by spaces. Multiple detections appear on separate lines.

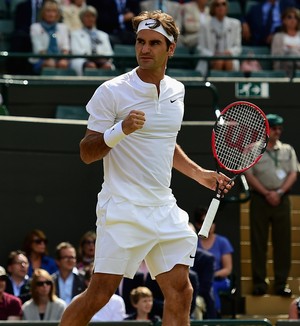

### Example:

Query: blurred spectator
xmin=61 ymin=0 xmax=87 ymax=31
xmin=179 ymin=0 xmax=211 ymax=49
xmin=70 ymin=5 xmax=115 ymax=75
xmin=197 ymin=208 xmax=234 ymax=317
xmin=139 ymin=0 xmax=182 ymax=27
xmin=195 ymin=0 xmax=242 ymax=76
xmin=77 ymin=231 xmax=96 ymax=273
xmin=22 ymin=229 xmax=58 ymax=277
xmin=289 ymin=296 xmax=300 ymax=319
xmin=8 ymin=0 xmax=44 ymax=74
xmin=29 ymin=0 xmax=70 ymax=74
xmin=124 ymin=286 xmax=161 ymax=323
xmin=0 ymin=266 xmax=22 ymax=320
xmin=79 ymin=263 xmax=127 ymax=321
xmin=52 ymin=242 xmax=86 ymax=305
xmin=5 ymin=250 xmax=31 ymax=304
xmin=189 ymin=222 xmax=217 ymax=319
xmin=271 ymin=7 xmax=300 ymax=77
xmin=22 ymin=268 xmax=66 ymax=320
xmin=86 ymin=0 xmax=141 ymax=45
xmin=241 ymin=0 xmax=296 ymax=45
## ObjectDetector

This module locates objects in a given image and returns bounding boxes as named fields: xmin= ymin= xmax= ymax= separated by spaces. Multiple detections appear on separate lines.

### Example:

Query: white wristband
xmin=103 ymin=120 xmax=126 ymax=148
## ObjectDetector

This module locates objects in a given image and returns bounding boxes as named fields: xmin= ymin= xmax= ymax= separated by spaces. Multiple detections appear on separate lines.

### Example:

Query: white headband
xmin=137 ymin=19 xmax=174 ymax=43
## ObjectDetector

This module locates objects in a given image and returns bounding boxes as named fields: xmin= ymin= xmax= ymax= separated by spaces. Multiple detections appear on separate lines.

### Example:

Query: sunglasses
xmin=215 ymin=2 xmax=226 ymax=7
xmin=83 ymin=240 xmax=95 ymax=245
xmin=286 ymin=14 xmax=297 ymax=19
xmin=36 ymin=280 xmax=52 ymax=287
xmin=32 ymin=238 xmax=47 ymax=245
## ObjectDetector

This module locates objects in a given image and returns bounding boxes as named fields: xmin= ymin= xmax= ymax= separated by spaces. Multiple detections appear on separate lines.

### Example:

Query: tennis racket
xmin=198 ymin=101 xmax=269 ymax=239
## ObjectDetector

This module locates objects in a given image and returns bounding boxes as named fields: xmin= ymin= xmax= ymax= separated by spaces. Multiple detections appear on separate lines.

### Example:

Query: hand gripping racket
xmin=198 ymin=101 xmax=269 ymax=238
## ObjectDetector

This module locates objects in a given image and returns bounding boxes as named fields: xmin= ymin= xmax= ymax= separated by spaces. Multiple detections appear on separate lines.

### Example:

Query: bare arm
xmin=173 ymin=144 xmax=232 ymax=192
xmin=245 ymin=171 xmax=298 ymax=206
xmin=80 ymin=110 xmax=145 ymax=164
xmin=215 ymin=253 xmax=232 ymax=278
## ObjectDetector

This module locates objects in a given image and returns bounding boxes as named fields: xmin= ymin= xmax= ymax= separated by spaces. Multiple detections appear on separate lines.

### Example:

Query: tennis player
xmin=59 ymin=10 xmax=232 ymax=326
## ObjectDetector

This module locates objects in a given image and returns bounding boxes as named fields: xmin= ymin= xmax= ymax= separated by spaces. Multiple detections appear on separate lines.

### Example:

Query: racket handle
xmin=198 ymin=198 xmax=220 ymax=239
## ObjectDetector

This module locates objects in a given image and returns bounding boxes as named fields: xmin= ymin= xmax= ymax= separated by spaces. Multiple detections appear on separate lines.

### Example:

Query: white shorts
xmin=94 ymin=196 xmax=198 ymax=279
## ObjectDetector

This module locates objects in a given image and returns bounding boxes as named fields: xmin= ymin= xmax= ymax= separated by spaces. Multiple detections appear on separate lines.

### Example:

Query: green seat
xmin=242 ymin=45 xmax=272 ymax=70
xmin=228 ymin=0 xmax=242 ymax=19
xmin=41 ymin=67 xmax=77 ymax=76
xmin=209 ymin=70 xmax=245 ymax=77
xmin=0 ymin=19 xmax=14 ymax=50
xmin=293 ymin=70 xmax=300 ymax=77
xmin=166 ymin=68 xmax=202 ymax=77
xmin=113 ymin=44 xmax=136 ymax=71
xmin=55 ymin=105 xmax=88 ymax=120
xmin=83 ymin=68 xmax=122 ymax=77
xmin=250 ymin=70 xmax=286 ymax=77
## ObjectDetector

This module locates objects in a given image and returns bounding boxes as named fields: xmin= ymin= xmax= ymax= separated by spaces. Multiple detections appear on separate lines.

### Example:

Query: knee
xmin=167 ymin=281 xmax=193 ymax=306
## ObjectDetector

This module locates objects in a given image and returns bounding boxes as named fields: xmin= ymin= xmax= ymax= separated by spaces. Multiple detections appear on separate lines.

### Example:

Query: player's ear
xmin=168 ymin=43 xmax=176 ymax=57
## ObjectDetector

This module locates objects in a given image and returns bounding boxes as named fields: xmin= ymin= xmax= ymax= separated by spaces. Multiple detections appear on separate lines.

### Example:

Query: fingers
xmin=123 ymin=110 xmax=146 ymax=135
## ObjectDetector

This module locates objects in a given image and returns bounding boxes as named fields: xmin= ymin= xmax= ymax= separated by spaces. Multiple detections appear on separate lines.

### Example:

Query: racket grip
xmin=198 ymin=198 xmax=220 ymax=239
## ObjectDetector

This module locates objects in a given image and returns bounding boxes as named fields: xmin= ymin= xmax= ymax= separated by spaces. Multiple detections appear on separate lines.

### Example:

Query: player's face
xmin=135 ymin=29 xmax=175 ymax=71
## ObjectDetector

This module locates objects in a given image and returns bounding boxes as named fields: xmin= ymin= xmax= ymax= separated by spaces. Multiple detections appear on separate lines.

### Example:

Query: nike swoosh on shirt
xmin=189 ymin=254 xmax=196 ymax=259
xmin=170 ymin=98 xmax=179 ymax=103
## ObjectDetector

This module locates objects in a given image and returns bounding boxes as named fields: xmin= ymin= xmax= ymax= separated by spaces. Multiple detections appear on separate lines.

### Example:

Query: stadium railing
xmin=0 ymin=51 xmax=298 ymax=81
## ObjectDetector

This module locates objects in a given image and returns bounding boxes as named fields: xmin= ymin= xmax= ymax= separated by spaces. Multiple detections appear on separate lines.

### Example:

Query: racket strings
xmin=214 ymin=104 xmax=267 ymax=171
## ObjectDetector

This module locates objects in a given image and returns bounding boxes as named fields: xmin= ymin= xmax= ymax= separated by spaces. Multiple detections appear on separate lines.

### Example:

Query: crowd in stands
xmin=1 ymin=0 xmax=300 ymax=77
xmin=0 ymin=208 xmax=236 ymax=322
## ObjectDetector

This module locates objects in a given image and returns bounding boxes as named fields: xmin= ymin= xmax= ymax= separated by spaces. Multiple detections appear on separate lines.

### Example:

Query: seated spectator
xmin=289 ymin=296 xmax=300 ymax=319
xmin=195 ymin=0 xmax=242 ymax=76
xmin=22 ymin=229 xmax=58 ymax=277
xmin=189 ymin=223 xmax=217 ymax=319
xmin=124 ymin=286 xmax=161 ymax=323
xmin=22 ymin=268 xmax=66 ymax=320
xmin=8 ymin=0 xmax=44 ymax=74
xmin=29 ymin=0 xmax=70 ymax=74
xmin=86 ymin=0 xmax=141 ymax=45
xmin=5 ymin=250 xmax=31 ymax=304
xmin=77 ymin=230 xmax=96 ymax=273
xmin=70 ymin=5 xmax=115 ymax=75
xmin=271 ymin=7 xmax=300 ymax=77
xmin=196 ymin=207 xmax=234 ymax=317
xmin=78 ymin=263 xmax=127 ymax=321
xmin=0 ymin=266 xmax=22 ymax=320
xmin=61 ymin=0 xmax=87 ymax=31
xmin=139 ymin=0 xmax=182 ymax=27
xmin=179 ymin=0 xmax=211 ymax=50
xmin=241 ymin=0 xmax=294 ymax=46
xmin=52 ymin=242 xmax=86 ymax=305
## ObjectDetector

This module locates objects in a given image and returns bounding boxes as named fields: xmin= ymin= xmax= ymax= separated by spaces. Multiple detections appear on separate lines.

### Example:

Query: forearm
xmin=279 ymin=171 xmax=298 ymax=194
xmin=80 ymin=131 xmax=111 ymax=164
xmin=173 ymin=144 xmax=205 ymax=183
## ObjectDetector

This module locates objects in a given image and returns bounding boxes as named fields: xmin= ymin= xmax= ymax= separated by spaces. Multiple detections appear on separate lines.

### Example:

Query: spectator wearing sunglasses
xmin=22 ymin=268 xmax=66 ymax=320
xmin=195 ymin=0 xmax=242 ymax=76
xmin=271 ymin=7 xmax=300 ymax=77
xmin=77 ymin=231 xmax=96 ymax=273
xmin=22 ymin=229 xmax=58 ymax=277
xmin=52 ymin=242 xmax=86 ymax=305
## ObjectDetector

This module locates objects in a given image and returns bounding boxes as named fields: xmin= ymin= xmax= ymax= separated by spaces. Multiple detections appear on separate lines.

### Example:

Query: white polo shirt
xmin=86 ymin=68 xmax=185 ymax=206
